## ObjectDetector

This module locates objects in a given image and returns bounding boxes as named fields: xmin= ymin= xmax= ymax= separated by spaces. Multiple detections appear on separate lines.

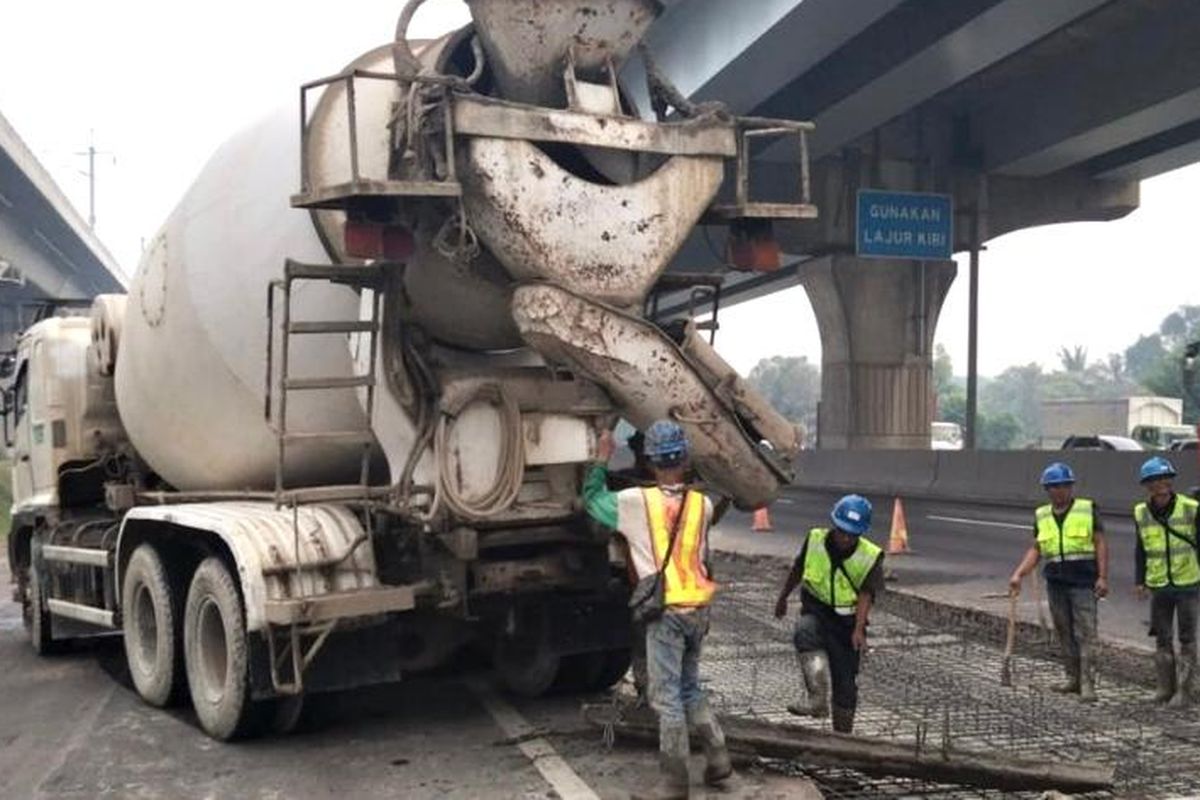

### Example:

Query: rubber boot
xmin=831 ymin=705 xmax=855 ymax=734
xmin=632 ymin=723 xmax=690 ymax=800
xmin=787 ymin=650 xmax=831 ymax=718
xmin=1050 ymin=657 xmax=1080 ymax=694
xmin=1154 ymin=650 xmax=1177 ymax=704
xmin=689 ymin=700 xmax=733 ymax=786
xmin=1170 ymin=643 xmax=1197 ymax=708
xmin=1078 ymin=650 xmax=1097 ymax=704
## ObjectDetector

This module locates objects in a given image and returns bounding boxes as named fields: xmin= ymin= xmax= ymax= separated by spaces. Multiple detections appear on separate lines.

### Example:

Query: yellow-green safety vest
xmin=801 ymin=528 xmax=882 ymax=615
xmin=644 ymin=487 xmax=716 ymax=607
xmin=1135 ymin=495 xmax=1200 ymax=589
xmin=1034 ymin=498 xmax=1097 ymax=563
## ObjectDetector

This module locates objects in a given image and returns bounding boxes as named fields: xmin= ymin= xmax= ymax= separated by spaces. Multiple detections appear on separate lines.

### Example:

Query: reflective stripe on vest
xmin=644 ymin=487 xmax=716 ymax=607
xmin=801 ymin=528 xmax=882 ymax=615
xmin=1034 ymin=498 xmax=1097 ymax=563
xmin=1135 ymin=495 xmax=1200 ymax=589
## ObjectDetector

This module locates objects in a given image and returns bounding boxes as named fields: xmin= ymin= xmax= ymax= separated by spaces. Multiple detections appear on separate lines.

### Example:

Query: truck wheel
xmin=184 ymin=557 xmax=254 ymax=740
xmin=26 ymin=565 xmax=57 ymax=655
xmin=122 ymin=544 xmax=182 ymax=707
xmin=553 ymin=653 xmax=606 ymax=693
xmin=265 ymin=694 xmax=305 ymax=735
xmin=493 ymin=636 xmax=560 ymax=697
xmin=590 ymin=648 xmax=632 ymax=691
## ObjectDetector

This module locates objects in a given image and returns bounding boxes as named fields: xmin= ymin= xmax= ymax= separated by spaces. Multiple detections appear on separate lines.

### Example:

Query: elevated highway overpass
xmin=4 ymin=2 xmax=1197 ymax=448
xmin=642 ymin=0 xmax=1200 ymax=448
xmin=0 ymin=111 xmax=124 ymax=349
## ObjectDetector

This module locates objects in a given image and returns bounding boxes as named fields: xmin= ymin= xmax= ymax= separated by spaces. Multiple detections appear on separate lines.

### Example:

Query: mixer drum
xmin=115 ymin=106 xmax=377 ymax=491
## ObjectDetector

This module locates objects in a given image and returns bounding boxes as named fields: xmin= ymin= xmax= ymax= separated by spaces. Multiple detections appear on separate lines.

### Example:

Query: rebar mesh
xmin=700 ymin=553 xmax=1200 ymax=799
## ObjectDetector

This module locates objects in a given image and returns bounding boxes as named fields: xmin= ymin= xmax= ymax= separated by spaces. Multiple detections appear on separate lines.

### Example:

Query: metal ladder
xmin=265 ymin=259 xmax=385 ymax=500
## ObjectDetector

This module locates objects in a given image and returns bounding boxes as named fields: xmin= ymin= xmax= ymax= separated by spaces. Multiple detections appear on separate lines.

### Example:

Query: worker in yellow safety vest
xmin=1134 ymin=456 xmax=1200 ymax=706
xmin=584 ymin=420 xmax=732 ymax=800
xmin=774 ymin=494 xmax=884 ymax=734
xmin=1009 ymin=462 xmax=1109 ymax=702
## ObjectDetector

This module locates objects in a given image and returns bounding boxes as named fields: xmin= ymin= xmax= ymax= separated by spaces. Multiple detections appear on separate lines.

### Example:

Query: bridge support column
xmin=800 ymin=254 xmax=956 ymax=450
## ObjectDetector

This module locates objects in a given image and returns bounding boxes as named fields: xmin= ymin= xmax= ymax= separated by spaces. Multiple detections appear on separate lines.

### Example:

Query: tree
xmin=1125 ymin=333 xmax=1168 ymax=384
xmin=1058 ymin=345 xmax=1088 ymax=373
xmin=1122 ymin=305 xmax=1200 ymax=422
xmin=979 ymin=412 xmax=1022 ymax=450
xmin=746 ymin=355 xmax=820 ymax=432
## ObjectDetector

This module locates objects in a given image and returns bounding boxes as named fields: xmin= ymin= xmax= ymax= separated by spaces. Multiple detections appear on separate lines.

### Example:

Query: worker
xmin=773 ymin=494 xmax=884 ymax=734
xmin=606 ymin=430 xmax=655 ymax=704
xmin=1134 ymin=456 xmax=1200 ymax=706
xmin=1008 ymin=462 xmax=1108 ymax=701
xmin=583 ymin=420 xmax=731 ymax=799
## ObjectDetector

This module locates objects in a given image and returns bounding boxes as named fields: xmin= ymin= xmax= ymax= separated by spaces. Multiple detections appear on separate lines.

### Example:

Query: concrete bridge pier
xmin=800 ymin=254 xmax=955 ymax=450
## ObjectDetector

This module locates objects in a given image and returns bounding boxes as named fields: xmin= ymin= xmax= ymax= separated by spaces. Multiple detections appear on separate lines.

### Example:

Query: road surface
xmin=715 ymin=488 xmax=1155 ymax=651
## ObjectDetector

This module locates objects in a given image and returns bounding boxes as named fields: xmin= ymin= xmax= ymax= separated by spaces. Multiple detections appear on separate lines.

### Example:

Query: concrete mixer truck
xmin=5 ymin=0 xmax=813 ymax=740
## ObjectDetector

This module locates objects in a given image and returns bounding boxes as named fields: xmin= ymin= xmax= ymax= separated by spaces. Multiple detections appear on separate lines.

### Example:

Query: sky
xmin=1 ymin=1 xmax=1196 ymax=379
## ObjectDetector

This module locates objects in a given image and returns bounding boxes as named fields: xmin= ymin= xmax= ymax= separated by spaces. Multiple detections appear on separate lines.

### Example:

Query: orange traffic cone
xmin=887 ymin=498 xmax=910 ymax=555
xmin=752 ymin=506 xmax=774 ymax=533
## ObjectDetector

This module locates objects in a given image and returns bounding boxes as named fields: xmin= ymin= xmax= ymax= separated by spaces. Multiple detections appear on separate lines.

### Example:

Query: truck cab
xmin=5 ymin=312 xmax=128 ymax=637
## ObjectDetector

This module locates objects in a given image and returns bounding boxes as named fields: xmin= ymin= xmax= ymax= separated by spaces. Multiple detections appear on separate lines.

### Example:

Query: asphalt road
xmin=0 ymin=559 xmax=811 ymax=800
xmin=0 ymin=488 xmax=1163 ymax=797
xmin=714 ymin=488 xmax=1156 ymax=650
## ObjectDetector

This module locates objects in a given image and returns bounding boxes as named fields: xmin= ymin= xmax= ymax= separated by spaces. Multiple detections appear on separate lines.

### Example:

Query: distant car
xmin=1169 ymin=439 xmax=1199 ymax=452
xmin=1061 ymin=434 xmax=1144 ymax=451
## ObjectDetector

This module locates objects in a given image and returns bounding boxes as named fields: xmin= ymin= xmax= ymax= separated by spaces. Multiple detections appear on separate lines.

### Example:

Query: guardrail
xmin=790 ymin=450 xmax=1199 ymax=511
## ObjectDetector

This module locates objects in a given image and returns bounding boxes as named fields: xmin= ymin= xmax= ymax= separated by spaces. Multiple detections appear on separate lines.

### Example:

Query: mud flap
xmin=511 ymin=283 xmax=797 ymax=509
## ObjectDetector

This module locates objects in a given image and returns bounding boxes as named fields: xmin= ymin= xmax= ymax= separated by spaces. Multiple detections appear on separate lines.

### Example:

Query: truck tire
xmin=184 ymin=557 xmax=254 ymax=740
xmin=590 ymin=648 xmax=632 ymax=691
xmin=265 ymin=694 xmax=305 ymax=735
xmin=122 ymin=544 xmax=181 ymax=707
xmin=26 ymin=565 xmax=57 ymax=655
xmin=493 ymin=636 xmax=560 ymax=697
xmin=552 ymin=652 xmax=606 ymax=693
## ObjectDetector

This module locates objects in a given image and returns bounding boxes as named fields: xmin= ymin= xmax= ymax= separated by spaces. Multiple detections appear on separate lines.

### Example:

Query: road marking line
xmin=467 ymin=677 xmax=601 ymax=800
xmin=927 ymin=514 xmax=1027 ymax=530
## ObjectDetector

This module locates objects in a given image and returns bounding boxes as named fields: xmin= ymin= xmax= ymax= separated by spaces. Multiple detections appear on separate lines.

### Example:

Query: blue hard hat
xmin=830 ymin=494 xmax=872 ymax=536
xmin=1040 ymin=462 xmax=1076 ymax=487
xmin=644 ymin=420 xmax=689 ymax=467
xmin=1140 ymin=456 xmax=1177 ymax=483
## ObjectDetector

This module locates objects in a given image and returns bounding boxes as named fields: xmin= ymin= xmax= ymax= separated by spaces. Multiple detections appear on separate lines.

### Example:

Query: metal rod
xmin=799 ymin=131 xmax=811 ymax=205
xmin=965 ymin=207 xmax=980 ymax=450
xmin=346 ymin=75 xmax=360 ymax=183
xmin=299 ymin=87 xmax=309 ymax=192
xmin=264 ymin=282 xmax=277 ymax=424
xmin=735 ymin=131 xmax=749 ymax=208
xmin=443 ymin=94 xmax=457 ymax=182
xmin=277 ymin=277 xmax=293 ymax=495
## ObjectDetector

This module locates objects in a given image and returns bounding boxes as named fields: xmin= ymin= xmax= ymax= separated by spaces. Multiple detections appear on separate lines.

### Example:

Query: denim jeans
xmin=646 ymin=607 xmax=710 ymax=726
xmin=1045 ymin=582 xmax=1097 ymax=663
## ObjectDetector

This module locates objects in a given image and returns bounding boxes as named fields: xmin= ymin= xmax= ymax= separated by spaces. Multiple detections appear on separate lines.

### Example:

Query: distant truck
xmin=931 ymin=421 xmax=963 ymax=450
xmin=1039 ymin=396 xmax=1183 ymax=450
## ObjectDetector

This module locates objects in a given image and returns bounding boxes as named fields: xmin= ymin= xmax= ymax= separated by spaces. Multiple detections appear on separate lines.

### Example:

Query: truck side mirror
xmin=0 ymin=355 xmax=13 ymax=380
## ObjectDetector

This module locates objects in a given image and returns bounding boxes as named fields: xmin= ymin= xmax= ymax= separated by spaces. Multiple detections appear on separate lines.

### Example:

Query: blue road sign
xmin=856 ymin=190 xmax=953 ymax=260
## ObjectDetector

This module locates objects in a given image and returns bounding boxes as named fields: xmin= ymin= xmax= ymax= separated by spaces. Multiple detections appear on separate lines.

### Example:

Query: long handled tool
xmin=1000 ymin=591 xmax=1018 ymax=687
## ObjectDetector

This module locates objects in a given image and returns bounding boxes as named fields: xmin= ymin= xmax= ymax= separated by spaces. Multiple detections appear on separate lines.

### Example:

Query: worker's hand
xmin=596 ymin=430 xmax=615 ymax=462
xmin=851 ymin=626 xmax=867 ymax=652
xmin=1008 ymin=573 xmax=1022 ymax=597
xmin=1136 ymin=584 xmax=1149 ymax=601
xmin=773 ymin=596 xmax=788 ymax=619
xmin=1094 ymin=577 xmax=1109 ymax=599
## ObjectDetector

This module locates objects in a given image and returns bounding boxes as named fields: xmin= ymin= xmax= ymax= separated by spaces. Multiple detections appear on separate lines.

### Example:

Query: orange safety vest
xmin=644 ymin=487 xmax=717 ymax=607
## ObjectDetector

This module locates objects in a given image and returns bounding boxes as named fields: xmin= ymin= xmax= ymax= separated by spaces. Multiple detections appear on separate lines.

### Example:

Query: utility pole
xmin=76 ymin=131 xmax=111 ymax=229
